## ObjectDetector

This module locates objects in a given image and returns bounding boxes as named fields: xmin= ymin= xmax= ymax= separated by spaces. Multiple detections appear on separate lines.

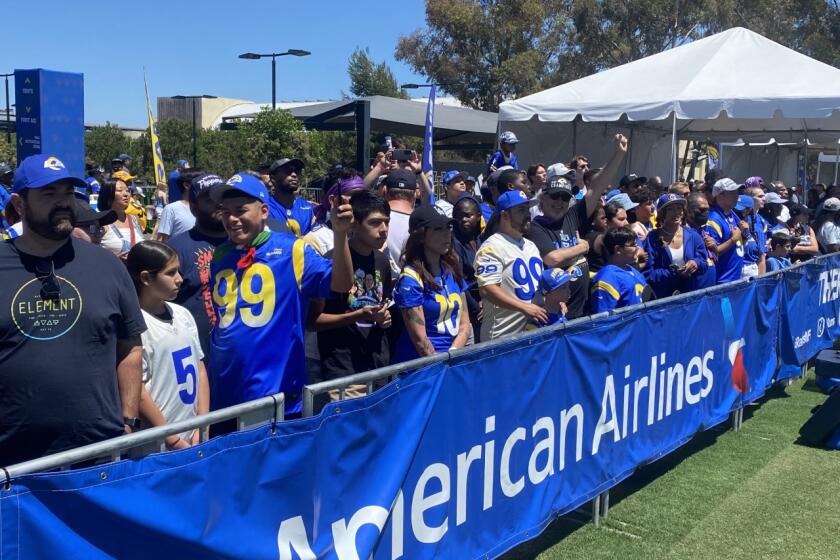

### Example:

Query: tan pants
xmin=328 ymin=383 xmax=369 ymax=402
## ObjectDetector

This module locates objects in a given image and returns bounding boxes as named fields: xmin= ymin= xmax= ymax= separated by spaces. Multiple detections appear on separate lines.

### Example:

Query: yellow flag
xmin=144 ymin=72 xmax=167 ymax=185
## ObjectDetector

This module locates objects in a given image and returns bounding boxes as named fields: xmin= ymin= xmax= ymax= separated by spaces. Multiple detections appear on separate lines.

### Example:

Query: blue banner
xmin=0 ymin=272 xmax=793 ymax=559
xmin=777 ymin=255 xmax=840 ymax=380
xmin=14 ymin=69 xmax=84 ymax=178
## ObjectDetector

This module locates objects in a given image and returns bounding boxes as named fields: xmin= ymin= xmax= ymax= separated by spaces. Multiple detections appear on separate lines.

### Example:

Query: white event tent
xmin=498 ymin=27 xmax=840 ymax=184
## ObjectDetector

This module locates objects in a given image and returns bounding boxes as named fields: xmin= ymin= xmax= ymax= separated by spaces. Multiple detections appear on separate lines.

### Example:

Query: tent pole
xmin=670 ymin=112 xmax=678 ymax=183
xmin=572 ymin=119 xmax=578 ymax=157
xmin=834 ymin=142 xmax=839 ymax=185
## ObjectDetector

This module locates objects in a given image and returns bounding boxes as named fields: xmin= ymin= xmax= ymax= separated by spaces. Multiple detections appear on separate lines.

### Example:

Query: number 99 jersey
xmin=209 ymin=232 xmax=333 ymax=413
xmin=475 ymin=232 xmax=544 ymax=340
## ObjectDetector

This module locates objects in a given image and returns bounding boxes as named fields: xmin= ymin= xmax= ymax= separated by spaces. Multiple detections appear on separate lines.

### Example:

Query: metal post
xmin=600 ymin=491 xmax=610 ymax=519
xmin=191 ymin=98 xmax=197 ymax=167
xmin=302 ymin=387 xmax=315 ymax=418
xmin=355 ymin=100 xmax=370 ymax=172
xmin=4 ymin=74 xmax=10 ymax=145
xmin=591 ymin=495 xmax=601 ymax=527
xmin=834 ymin=142 xmax=839 ymax=185
xmin=271 ymin=56 xmax=277 ymax=111
xmin=670 ymin=111 xmax=678 ymax=184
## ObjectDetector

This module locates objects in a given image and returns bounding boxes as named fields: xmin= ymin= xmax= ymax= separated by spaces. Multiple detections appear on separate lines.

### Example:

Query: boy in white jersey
xmin=475 ymin=190 xmax=547 ymax=340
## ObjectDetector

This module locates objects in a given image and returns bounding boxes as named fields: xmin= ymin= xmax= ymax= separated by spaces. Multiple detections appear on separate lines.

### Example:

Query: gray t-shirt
xmin=158 ymin=201 xmax=196 ymax=238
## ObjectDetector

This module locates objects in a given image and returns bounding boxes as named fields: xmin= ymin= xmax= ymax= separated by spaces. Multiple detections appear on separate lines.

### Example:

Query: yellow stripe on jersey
xmin=400 ymin=267 xmax=424 ymax=288
xmin=287 ymin=218 xmax=302 ymax=237
xmin=593 ymin=280 xmax=620 ymax=301
xmin=476 ymin=245 xmax=498 ymax=258
xmin=705 ymin=220 xmax=723 ymax=237
xmin=292 ymin=239 xmax=306 ymax=290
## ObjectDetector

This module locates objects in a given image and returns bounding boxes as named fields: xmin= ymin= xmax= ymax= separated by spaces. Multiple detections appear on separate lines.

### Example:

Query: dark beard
xmin=26 ymin=206 xmax=75 ymax=240
xmin=196 ymin=212 xmax=226 ymax=235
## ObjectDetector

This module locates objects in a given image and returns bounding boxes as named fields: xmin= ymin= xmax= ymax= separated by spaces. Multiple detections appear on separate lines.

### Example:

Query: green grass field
xmin=502 ymin=372 xmax=840 ymax=560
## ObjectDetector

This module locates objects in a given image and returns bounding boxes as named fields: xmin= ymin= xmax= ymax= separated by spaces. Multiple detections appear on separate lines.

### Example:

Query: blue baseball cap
xmin=210 ymin=173 xmax=269 ymax=203
xmin=443 ymin=170 xmax=467 ymax=185
xmin=540 ymin=268 xmax=571 ymax=295
xmin=177 ymin=159 xmax=189 ymax=167
xmin=12 ymin=154 xmax=87 ymax=193
xmin=655 ymin=193 xmax=687 ymax=213
xmin=496 ymin=190 xmax=535 ymax=212
xmin=605 ymin=188 xmax=621 ymax=200
xmin=735 ymin=194 xmax=755 ymax=211
xmin=606 ymin=192 xmax=638 ymax=211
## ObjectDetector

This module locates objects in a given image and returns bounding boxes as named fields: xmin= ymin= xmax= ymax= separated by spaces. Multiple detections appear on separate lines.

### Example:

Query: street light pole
xmin=272 ymin=56 xmax=276 ymax=111
xmin=238 ymin=50 xmax=311 ymax=111
xmin=1 ymin=73 xmax=12 ymax=146
xmin=171 ymin=95 xmax=217 ymax=168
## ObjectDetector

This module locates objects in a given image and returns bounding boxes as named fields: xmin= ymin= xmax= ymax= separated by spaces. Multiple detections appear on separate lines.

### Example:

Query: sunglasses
xmin=548 ymin=192 xmax=572 ymax=201
xmin=35 ymin=259 xmax=61 ymax=302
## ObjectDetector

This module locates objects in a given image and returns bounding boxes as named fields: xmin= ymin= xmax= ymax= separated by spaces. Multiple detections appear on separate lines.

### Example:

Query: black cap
xmin=189 ymin=173 xmax=225 ymax=202
xmin=72 ymin=197 xmax=117 ymax=226
xmin=384 ymin=169 xmax=418 ymax=190
xmin=269 ymin=158 xmax=304 ymax=175
xmin=409 ymin=206 xmax=455 ymax=232
xmin=619 ymin=174 xmax=647 ymax=188
xmin=542 ymin=176 xmax=574 ymax=197
xmin=704 ymin=168 xmax=725 ymax=187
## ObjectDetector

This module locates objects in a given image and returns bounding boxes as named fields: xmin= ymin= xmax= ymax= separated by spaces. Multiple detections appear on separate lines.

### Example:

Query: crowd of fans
xmin=1 ymin=130 xmax=837 ymax=466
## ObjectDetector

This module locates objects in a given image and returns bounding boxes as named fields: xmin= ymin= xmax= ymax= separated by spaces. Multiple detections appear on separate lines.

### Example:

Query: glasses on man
xmin=548 ymin=192 xmax=572 ymax=201
xmin=34 ymin=260 xmax=61 ymax=302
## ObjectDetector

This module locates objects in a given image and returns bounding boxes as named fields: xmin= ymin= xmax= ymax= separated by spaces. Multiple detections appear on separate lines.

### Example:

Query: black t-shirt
xmin=167 ymin=228 xmax=226 ymax=361
xmin=526 ymin=201 xmax=592 ymax=319
xmin=0 ymin=237 xmax=146 ymax=465
xmin=317 ymin=247 xmax=393 ymax=379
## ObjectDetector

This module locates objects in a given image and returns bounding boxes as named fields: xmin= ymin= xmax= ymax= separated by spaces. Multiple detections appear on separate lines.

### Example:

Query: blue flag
xmin=422 ymin=85 xmax=436 ymax=177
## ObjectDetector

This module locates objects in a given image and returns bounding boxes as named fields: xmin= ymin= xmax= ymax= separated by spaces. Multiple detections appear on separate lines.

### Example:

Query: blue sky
xmin=4 ymin=0 xmax=428 ymax=128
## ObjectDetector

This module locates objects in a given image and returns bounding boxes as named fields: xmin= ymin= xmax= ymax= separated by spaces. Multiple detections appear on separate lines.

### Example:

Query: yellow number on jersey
xmin=434 ymin=293 xmax=461 ymax=336
xmin=212 ymin=265 xmax=276 ymax=329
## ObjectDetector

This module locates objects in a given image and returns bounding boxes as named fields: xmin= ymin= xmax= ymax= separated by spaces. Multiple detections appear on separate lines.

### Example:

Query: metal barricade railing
xmin=3 ymin=393 xmax=285 ymax=480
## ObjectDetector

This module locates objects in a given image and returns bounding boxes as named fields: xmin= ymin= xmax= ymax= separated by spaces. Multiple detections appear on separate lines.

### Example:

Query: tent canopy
xmin=498 ymin=27 xmax=840 ymax=182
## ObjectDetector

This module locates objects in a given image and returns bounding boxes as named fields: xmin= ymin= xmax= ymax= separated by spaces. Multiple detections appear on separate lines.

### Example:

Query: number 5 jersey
xmin=474 ymin=232 xmax=544 ymax=341
xmin=209 ymin=231 xmax=333 ymax=413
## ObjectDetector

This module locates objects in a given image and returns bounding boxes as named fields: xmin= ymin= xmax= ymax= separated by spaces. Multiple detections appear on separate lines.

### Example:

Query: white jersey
xmin=434 ymin=199 xmax=454 ymax=218
xmin=475 ymin=232 xmax=544 ymax=341
xmin=141 ymin=303 xmax=204 ymax=439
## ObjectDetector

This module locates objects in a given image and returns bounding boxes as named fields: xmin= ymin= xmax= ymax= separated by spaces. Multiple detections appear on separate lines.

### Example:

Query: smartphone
xmin=385 ymin=136 xmax=392 ymax=150
xmin=392 ymin=149 xmax=413 ymax=162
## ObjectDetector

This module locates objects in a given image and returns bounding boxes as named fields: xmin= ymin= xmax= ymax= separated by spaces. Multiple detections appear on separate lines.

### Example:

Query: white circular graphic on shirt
xmin=11 ymin=276 xmax=83 ymax=340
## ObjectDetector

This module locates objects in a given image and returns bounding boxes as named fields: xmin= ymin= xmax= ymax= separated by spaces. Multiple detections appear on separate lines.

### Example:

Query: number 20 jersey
xmin=475 ymin=232 xmax=544 ymax=341
xmin=209 ymin=232 xmax=332 ymax=412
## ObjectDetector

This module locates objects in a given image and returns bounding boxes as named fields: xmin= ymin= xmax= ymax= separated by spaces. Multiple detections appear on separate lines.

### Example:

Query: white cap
xmin=499 ymin=131 xmax=519 ymax=144
xmin=764 ymin=192 xmax=788 ymax=204
xmin=546 ymin=162 xmax=575 ymax=182
xmin=824 ymin=197 xmax=840 ymax=211
xmin=712 ymin=178 xmax=739 ymax=196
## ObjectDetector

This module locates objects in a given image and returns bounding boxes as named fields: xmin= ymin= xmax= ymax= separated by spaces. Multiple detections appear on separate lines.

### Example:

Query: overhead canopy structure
xmin=221 ymin=95 xmax=497 ymax=172
xmin=499 ymin=27 xmax=840 ymax=183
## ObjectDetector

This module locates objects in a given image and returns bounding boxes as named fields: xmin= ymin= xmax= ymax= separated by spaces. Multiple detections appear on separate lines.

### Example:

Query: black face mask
xmin=692 ymin=211 xmax=709 ymax=225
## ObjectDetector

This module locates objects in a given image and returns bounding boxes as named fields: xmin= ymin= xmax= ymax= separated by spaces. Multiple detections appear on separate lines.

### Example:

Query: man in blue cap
xmin=267 ymin=157 xmax=315 ymax=237
xmin=475 ymin=189 xmax=547 ymax=341
xmin=0 ymin=154 xmax=146 ymax=465
xmin=735 ymin=193 xmax=765 ymax=277
xmin=434 ymin=170 xmax=468 ymax=218
xmin=167 ymin=159 xmax=190 ymax=205
xmin=207 ymin=173 xmax=354 ymax=415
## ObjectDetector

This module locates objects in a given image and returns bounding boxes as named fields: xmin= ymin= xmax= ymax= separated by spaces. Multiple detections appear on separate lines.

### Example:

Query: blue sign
xmin=0 ymin=276 xmax=786 ymax=559
xmin=777 ymin=255 xmax=840 ymax=380
xmin=14 ymin=69 xmax=84 ymax=178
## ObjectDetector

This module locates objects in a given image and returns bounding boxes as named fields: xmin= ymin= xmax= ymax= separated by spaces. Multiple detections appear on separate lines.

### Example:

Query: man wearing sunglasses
xmin=0 ymin=154 xmax=146 ymax=466
xmin=526 ymin=133 xmax=629 ymax=320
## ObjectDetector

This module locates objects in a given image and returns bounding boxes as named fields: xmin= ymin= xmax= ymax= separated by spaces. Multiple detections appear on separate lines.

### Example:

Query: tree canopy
xmin=396 ymin=0 xmax=840 ymax=111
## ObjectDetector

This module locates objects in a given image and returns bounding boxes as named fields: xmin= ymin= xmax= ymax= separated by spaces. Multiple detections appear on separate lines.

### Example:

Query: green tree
xmin=396 ymin=0 xmax=570 ymax=111
xmin=0 ymin=136 xmax=15 ymax=166
xmin=397 ymin=0 xmax=840 ymax=112
xmin=347 ymin=47 xmax=409 ymax=98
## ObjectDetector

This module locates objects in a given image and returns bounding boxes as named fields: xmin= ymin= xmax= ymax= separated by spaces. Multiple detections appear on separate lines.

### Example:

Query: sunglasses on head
xmin=34 ymin=259 xmax=61 ymax=302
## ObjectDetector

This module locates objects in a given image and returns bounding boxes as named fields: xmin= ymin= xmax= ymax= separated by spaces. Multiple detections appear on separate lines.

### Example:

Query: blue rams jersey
xmin=767 ymin=256 xmax=791 ymax=271
xmin=525 ymin=311 xmax=567 ymax=331
xmin=393 ymin=265 xmax=466 ymax=362
xmin=743 ymin=215 xmax=767 ymax=264
xmin=704 ymin=206 xmax=744 ymax=284
xmin=209 ymin=231 xmax=332 ymax=413
xmin=269 ymin=196 xmax=316 ymax=237
xmin=591 ymin=264 xmax=646 ymax=313
xmin=488 ymin=150 xmax=518 ymax=173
